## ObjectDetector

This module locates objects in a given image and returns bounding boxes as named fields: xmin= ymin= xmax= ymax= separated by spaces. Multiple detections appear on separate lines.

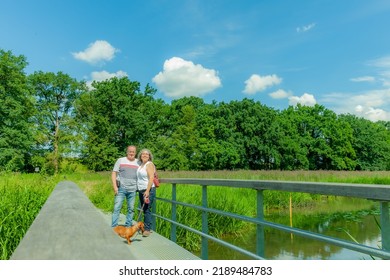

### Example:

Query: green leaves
xmin=1 ymin=48 xmax=390 ymax=173
xmin=340 ymin=114 xmax=390 ymax=170
xmin=28 ymin=71 xmax=86 ymax=174
xmin=0 ymin=50 xmax=34 ymax=172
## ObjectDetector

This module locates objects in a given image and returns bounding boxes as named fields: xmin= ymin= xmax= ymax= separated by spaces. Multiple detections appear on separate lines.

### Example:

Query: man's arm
xmin=111 ymin=171 xmax=119 ymax=195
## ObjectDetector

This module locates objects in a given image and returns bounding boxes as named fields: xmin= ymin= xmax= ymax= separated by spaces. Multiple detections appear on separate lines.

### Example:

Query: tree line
xmin=1 ymin=49 xmax=389 ymax=174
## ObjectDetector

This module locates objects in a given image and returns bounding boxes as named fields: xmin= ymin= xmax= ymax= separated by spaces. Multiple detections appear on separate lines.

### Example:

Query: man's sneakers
xmin=142 ymin=230 xmax=151 ymax=237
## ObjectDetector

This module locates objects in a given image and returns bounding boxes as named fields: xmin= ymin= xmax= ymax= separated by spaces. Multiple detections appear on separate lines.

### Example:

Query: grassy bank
xmin=69 ymin=170 xmax=385 ymax=251
xmin=1 ymin=170 xmax=388 ymax=259
xmin=0 ymin=173 xmax=60 ymax=260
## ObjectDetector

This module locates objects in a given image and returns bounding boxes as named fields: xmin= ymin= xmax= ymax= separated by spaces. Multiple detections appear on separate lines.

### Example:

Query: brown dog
xmin=113 ymin=221 xmax=145 ymax=245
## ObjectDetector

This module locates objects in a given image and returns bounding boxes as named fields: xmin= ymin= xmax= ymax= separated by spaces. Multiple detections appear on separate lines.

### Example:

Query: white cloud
xmin=322 ymin=89 xmax=390 ymax=122
xmin=355 ymin=106 xmax=390 ymax=122
xmin=355 ymin=105 xmax=364 ymax=113
xmin=72 ymin=40 xmax=119 ymax=65
xmin=369 ymin=56 xmax=390 ymax=68
xmin=341 ymin=89 xmax=388 ymax=109
xmin=378 ymin=70 xmax=390 ymax=87
xmin=86 ymin=70 xmax=128 ymax=89
xmin=366 ymin=56 xmax=390 ymax=87
xmin=243 ymin=74 xmax=282 ymax=95
xmin=352 ymin=89 xmax=390 ymax=121
xmin=296 ymin=23 xmax=316 ymax=33
xmin=90 ymin=70 xmax=128 ymax=81
xmin=350 ymin=76 xmax=375 ymax=82
xmin=288 ymin=93 xmax=317 ymax=107
xmin=152 ymin=57 xmax=221 ymax=98
xmin=269 ymin=89 xmax=292 ymax=99
xmin=320 ymin=54 xmax=390 ymax=121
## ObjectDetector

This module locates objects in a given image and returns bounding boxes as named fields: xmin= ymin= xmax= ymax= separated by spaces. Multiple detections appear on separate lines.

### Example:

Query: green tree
xmin=275 ymin=108 xmax=309 ymax=170
xmin=211 ymin=101 xmax=242 ymax=169
xmin=284 ymin=104 xmax=356 ymax=170
xmin=0 ymin=50 xmax=34 ymax=171
xmin=227 ymin=99 xmax=279 ymax=169
xmin=28 ymin=71 xmax=86 ymax=174
xmin=189 ymin=102 xmax=220 ymax=170
xmin=340 ymin=114 xmax=390 ymax=170
xmin=156 ymin=97 xmax=201 ymax=170
xmin=75 ymin=77 xmax=161 ymax=171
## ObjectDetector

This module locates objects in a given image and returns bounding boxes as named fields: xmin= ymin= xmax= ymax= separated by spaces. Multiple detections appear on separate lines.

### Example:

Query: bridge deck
xmin=100 ymin=212 xmax=200 ymax=260
xmin=10 ymin=181 xmax=199 ymax=260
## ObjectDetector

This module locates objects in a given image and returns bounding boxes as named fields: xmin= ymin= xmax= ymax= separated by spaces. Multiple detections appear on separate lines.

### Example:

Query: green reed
xmin=68 ymin=170 xmax=385 ymax=252
xmin=1 ymin=170 xmax=388 ymax=258
xmin=0 ymin=173 xmax=59 ymax=260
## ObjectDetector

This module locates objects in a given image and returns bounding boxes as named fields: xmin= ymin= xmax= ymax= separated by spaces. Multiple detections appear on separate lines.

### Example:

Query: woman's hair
xmin=137 ymin=148 xmax=154 ymax=162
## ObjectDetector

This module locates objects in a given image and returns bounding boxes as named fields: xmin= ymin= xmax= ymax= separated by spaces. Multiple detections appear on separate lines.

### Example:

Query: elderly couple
xmin=111 ymin=145 xmax=156 ymax=237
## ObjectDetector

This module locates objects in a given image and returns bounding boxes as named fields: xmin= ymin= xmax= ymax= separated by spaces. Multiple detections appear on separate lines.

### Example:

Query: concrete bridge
xmin=11 ymin=178 xmax=390 ymax=260
xmin=10 ymin=181 xmax=199 ymax=260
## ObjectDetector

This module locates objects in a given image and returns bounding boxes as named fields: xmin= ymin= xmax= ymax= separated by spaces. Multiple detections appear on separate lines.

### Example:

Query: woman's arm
xmin=144 ymin=162 xmax=155 ymax=197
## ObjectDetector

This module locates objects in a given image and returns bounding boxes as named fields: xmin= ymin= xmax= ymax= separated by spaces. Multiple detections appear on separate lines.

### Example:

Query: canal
xmin=201 ymin=198 xmax=380 ymax=260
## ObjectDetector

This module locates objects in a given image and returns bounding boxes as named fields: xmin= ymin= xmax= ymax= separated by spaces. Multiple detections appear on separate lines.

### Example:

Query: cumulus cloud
xmin=86 ymin=70 xmax=128 ymax=89
xmin=330 ymin=55 xmax=390 ymax=121
xmin=322 ymin=89 xmax=390 ymax=122
xmin=355 ymin=105 xmax=390 ymax=122
xmin=152 ymin=57 xmax=221 ymax=98
xmin=366 ymin=108 xmax=390 ymax=121
xmin=72 ymin=40 xmax=119 ymax=65
xmin=269 ymin=89 xmax=292 ymax=99
xmin=90 ymin=70 xmax=128 ymax=81
xmin=352 ymin=89 xmax=390 ymax=121
xmin=354 ymin=91 xmax=388 ymax=108
xmin=243 ymin=74 xmax=282 ymax=95
xmin=296 ymin=23 xmax=316 ymax=33
xmin=288 ymin=93 xmax=317 ymax=107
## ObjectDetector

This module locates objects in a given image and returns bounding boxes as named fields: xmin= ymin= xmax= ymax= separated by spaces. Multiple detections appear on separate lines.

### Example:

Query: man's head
xmin=126 ymin=145 xmax=137 ymax=160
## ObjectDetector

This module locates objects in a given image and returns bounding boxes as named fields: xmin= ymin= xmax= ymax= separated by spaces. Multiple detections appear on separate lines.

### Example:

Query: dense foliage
xmin=1 ymin=49 xmax=390 ymax=173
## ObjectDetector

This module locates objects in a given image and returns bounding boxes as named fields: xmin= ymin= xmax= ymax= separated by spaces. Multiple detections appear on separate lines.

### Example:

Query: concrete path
xmin=101 ymin=212 xmax=200 ymax=260
xmin=11 ymin=181 xmax=199 ymax=260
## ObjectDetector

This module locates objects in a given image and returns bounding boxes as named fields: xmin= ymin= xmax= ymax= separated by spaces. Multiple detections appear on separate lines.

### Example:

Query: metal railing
xmin=151 ymin=179 xmax=390 ymax=260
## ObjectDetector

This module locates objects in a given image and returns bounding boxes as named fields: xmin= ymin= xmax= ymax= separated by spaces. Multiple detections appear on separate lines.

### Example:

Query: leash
xmin=136 ymin=190 xmax=151 ymax=222
xmin=136 ymin=201 xmax=146 ymax=222
xmin=132 ymin=190 xmax=150 ymax=239
xmin=132 ymin=200 xmax=146 ymax=240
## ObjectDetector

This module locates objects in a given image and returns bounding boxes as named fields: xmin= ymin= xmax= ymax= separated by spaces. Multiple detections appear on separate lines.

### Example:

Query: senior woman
xmin=136 ymin=148 xmax=157 ymax=237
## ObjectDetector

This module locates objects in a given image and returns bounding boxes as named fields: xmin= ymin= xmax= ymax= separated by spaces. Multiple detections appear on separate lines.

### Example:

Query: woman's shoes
xmin=142 ymin=230 xmax=151 ymax=237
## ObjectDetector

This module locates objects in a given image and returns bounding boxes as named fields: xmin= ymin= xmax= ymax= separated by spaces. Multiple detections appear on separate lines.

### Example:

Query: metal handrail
xmin=151 ymin=178 xmax=390 ymax=260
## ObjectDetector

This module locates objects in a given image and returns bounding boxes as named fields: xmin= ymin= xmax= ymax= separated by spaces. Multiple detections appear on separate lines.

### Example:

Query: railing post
xmin=201 ymin=185 xmax=209 ymax=259
xmin=170 ymin=183 xmax=177 ymax=242
xmin=256 ymin=189 xmax=265 ymax=258
xmin=380 ymin=202 xmax=390 ymax=255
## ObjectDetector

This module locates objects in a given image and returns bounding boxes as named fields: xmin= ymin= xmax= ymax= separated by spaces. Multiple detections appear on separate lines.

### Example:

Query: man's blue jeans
xmin=111 ymin=187 xmax=136 ymax=227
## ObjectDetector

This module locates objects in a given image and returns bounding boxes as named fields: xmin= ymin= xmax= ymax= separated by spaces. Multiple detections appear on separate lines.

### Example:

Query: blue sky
xmin=1 ymin=0 xmax=390 ymax=121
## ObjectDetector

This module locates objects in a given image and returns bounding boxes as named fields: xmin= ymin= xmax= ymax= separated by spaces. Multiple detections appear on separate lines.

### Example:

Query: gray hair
xmin=137 ymin=148 xmax=154 ymax=162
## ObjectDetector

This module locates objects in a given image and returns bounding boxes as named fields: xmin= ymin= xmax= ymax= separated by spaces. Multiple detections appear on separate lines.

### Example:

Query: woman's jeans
xmin=138 ymin=187 xmax=156 ymax=231
xmin=111 ymin=187 xmax=136 ymax=227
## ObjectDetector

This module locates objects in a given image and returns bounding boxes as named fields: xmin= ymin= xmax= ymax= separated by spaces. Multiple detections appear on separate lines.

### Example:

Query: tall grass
xmin=68 ymin=170 xmax=386 ymax=252
xmin=1 ymin=170 xmax=388 ymax=258
xmin=151 ymin=185 xmax=257 ymax=250
xmin=0 ymin=173 xmax=59 ymax=260
xmin=158 ymin=170 xmax=390 ymax=184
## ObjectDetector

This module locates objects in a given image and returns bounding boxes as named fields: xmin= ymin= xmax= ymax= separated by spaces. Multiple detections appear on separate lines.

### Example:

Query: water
xmin=204 ymin=213 xmax=381 ymax=260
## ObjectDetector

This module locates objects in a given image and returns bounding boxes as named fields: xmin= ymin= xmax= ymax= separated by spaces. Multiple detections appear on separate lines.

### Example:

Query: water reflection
xmin=205 ymin=214 xmax=381 ymax=260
